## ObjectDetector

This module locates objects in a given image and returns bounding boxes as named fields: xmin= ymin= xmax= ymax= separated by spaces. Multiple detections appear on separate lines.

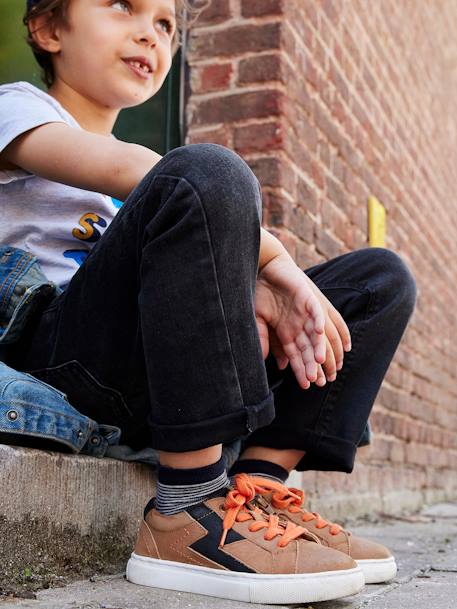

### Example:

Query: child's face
xmin=51 ymin=0 xmax=176 ymax=109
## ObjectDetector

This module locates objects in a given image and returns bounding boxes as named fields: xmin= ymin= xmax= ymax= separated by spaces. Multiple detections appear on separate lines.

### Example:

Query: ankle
xmin=238 ymin=446 xmax=305 ymax=472
xmin=159 ymin=444 xmax=222 ymax=469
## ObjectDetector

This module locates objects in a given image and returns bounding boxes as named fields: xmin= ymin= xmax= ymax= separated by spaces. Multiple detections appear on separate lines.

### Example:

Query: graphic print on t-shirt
xmin=0 ymin=81 xmax=123 ymax=288
xmin=63 ymin=211 xmax=108 ymax=266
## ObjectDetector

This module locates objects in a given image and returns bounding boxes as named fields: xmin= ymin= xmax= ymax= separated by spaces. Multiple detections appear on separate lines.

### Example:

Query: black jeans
xmin=11 ymin=144 xmax=416 ymax=473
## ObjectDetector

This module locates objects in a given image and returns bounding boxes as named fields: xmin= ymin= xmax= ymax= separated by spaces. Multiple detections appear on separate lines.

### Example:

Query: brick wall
xmin=185 ymin=0 xmax=457 ymax=517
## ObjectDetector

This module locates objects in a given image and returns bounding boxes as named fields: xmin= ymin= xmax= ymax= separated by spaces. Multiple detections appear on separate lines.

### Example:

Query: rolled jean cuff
xmin=297 ymin=434 xmax=358 ymax=474
xmin=242 ymin=426 xmax=358 ymax=474
xmin=148 ymin=390 xmax=275 ymax=452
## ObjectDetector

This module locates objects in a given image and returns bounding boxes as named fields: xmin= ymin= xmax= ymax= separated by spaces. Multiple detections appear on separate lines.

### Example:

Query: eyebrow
xmin=151 ymin=2 xmax=176 ymax=19
xmin=163 ymin=7 xmax=176 ymax=18
xmin=132 ymin=0 xmax=176 ymax=19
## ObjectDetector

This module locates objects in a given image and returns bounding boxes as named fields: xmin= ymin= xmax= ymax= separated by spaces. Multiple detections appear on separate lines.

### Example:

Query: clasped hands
xmin=255 ymin=252 xmax=351 ymax=390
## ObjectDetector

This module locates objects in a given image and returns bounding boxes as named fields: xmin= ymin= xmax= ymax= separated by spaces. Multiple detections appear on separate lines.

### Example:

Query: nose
xmin=134 ymin=18 xmax=158 ymax=46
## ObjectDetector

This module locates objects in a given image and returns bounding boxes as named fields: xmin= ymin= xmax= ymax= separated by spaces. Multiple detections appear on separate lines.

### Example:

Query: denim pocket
xmin=27 ymin=360 xmax=132 ymax=427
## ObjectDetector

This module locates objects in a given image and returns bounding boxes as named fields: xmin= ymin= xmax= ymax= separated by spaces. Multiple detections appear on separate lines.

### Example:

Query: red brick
xmin=326 ymin=175 xmax=349 ymax=212
xmin=290 ymin=205 xmax=314 ymax=243
xmin=304 ymin=2 xmax=319 ymax=29
xmin=314 ymin=104 xmax=344 ymax=150
xmin=190 ymin=90 xmax=282 ymax=126
xmin=321 ymin=198 xmax=351 ymax=244
xmin=304 ymin=58 xmax=319 ymax=88
xmin=194 ymin=63 xmax=233 ymax=93
xmin=296 ymin=242 xmax=323 ymax=269
xmin=262 ymin=191 xmax=292 ymax=227
xmin=238 ymin=54 xmax=283 ymax=85
xmin=319 ymin=141 xmax=331 ymax=169
xmin=184 ymin=0 xmax=457 ymax=506
xmin=234 ymin=121 xmax=283 ymax=154
xmin=189 ymin=23 xmax=281 ymax=60
xmin=186 ymin=126 xmax=231 ymax=147
xmin=314 ymin=226 xmax=345 ymax=259
xmin=321 ymin=0 xmax=338 ymax=24
xmin=299 ymin=114 xmax=319 ymax=154
xmin=241 ymin=0 xmax=284 ymax=18
xmin=311 ymin=160 xmax=325 ymax=190
xmin=247 ymin=157 xmax=281 ymax=188
xmin=193 ymin=0 xmax=232 ymax=26
xmin=297 ymin=178 xmax=319 ymax=215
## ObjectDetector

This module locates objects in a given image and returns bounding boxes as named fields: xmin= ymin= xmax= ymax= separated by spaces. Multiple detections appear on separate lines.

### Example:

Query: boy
xmin=0 ymin=0 xmax=416 ymax=603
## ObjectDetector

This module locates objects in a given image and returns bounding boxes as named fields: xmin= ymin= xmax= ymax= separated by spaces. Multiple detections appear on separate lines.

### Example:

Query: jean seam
xmin=311 ymin=286 xmax=378 ymax=442
xmin=317 ymin=284 xmax=369 ymax=293
xmin=181 ymin=175 xmax=245 ymax=410
xmin=138 ymin=173 xmax=246 ymax=412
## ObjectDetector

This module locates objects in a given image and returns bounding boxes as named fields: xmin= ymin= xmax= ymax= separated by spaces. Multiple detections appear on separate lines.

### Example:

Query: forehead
xmin=138 ymin=0 xmax=176 ymax=15
xmin=73 ymin=0 xmax=176 ymax=14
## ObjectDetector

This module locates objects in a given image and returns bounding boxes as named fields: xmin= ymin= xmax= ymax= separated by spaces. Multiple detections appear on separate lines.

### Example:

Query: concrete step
xmin=0 ymin=444 xmax=155 ymax=592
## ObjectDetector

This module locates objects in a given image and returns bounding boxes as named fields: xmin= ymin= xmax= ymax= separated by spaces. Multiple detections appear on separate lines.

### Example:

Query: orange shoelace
xmin=219 ymin=474 xmax=308 ymax=548
xmin=267 ymin=485 xmax=343 ymax=536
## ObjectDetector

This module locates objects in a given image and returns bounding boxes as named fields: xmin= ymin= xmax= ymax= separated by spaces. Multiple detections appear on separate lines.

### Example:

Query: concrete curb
xmin=0 ymin=444 xmax=155 ymax=591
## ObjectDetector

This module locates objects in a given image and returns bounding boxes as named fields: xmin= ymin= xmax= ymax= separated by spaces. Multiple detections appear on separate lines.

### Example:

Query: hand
xmin=255 ymin=253 xmax=326 ymax=389
xmin=304 ymin=277 xmax=352 ymax=382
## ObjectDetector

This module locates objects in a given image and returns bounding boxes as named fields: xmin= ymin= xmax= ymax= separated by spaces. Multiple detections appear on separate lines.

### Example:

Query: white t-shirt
xmin=0 ymin=81 xmax=122 ymax=289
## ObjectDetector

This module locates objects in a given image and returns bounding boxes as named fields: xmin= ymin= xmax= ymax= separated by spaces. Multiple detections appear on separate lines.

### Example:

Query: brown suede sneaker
xmin=127 ymin=474 xmax=364 ymax=604
xmin=253 ymin=479 xmax=397 ymax=584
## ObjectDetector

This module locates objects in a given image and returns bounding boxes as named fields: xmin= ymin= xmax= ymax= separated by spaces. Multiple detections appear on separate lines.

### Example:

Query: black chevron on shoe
xmin=186 ymin=503 xmax=255 ymax=573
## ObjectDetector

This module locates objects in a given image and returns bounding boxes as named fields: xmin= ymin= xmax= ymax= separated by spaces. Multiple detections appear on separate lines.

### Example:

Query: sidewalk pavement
xmin=1 ymin=503 xmax=456 ymax=609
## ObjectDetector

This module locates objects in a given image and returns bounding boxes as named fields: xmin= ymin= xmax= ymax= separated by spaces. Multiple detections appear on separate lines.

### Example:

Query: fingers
xmin=306 ymin=293 xmax=326 ymax=337
xmin=283 ymin=337 xmax=312 ymax=389
xmin=288 ymin=352 xmax=311 ymax=389
xmin=315 ymin=364 xmax=327 ymax=387
xmin=270 ymin=330 xmax=290 ymax=370
xmin=304 ymin=306 xmax=326 ymax=364
xmin=255 ymin=315 xmax=270 ymax=360
xmin=328 ymin=306 xmax=352 ymax=354
xmin=324 ymin=321 xmax=341 ymax=377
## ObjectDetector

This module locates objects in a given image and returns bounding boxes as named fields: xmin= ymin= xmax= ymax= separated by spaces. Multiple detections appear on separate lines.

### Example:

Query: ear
xmin=28 ymin=11 xmax=62 ymax=54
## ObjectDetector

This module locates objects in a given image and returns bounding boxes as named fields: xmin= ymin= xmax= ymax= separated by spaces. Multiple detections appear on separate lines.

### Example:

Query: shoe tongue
xmin=247 ymin=493 xmax=275 ymax=514
xmin=247 ymin=494 xmax=321 ymax=544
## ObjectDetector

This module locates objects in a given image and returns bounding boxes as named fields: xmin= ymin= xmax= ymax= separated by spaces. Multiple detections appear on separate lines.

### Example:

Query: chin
xmin=125 ymin=83 xmax=159 ymax=105
xmin=122 ymin=93 xmax=154 ymax=108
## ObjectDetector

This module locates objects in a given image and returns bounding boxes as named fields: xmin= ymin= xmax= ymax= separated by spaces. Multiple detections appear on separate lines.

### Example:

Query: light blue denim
xmin=0 ymin=244 xmax=241 ymax=467
xmin=0 ymin=245 xmax=121 ymax=458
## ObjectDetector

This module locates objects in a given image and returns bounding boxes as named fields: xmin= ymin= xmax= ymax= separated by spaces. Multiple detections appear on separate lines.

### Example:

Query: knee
xmin=360 ymin=247 xmax=417 ymax=315
xmin=160 ymin=144 xmax=263 ymax=222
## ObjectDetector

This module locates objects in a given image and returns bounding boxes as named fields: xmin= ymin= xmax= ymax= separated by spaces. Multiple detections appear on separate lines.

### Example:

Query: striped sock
xmin=156 ymin=456 xmax=230 ymax=515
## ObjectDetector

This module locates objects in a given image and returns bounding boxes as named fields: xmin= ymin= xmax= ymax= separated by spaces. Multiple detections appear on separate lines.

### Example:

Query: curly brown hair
xmin=23 ymin=0 xmax=207 ymax=88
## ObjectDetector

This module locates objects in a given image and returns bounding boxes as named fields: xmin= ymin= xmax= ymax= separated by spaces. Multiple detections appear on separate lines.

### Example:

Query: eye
xmin=111 ymin=0 xmax=130 ymax=12
xmin=157 ymin=18 xmax=174 ymax=35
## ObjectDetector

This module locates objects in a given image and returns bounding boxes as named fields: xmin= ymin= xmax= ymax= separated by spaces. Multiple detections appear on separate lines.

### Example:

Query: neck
xmin=48 ymin=79 xmax=119 ymax=136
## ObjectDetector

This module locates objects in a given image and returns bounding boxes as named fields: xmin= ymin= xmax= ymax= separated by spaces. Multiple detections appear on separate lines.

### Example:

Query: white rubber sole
xmin=126 ymin=552 xmax=365 ymax=604
xmin=356 ymin=557 xmax=397 ymax=583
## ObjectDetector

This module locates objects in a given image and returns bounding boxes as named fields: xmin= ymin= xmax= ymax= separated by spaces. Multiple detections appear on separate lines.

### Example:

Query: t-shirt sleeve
xmin=0 ymin=85 xmax=67 ymax=154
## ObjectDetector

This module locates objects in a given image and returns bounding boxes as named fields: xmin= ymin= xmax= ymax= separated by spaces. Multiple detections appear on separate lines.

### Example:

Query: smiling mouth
xmin=124 ymin=59 xmax=152 ymax=73
xmin=122 ymin=59 xmax=154 ymax=82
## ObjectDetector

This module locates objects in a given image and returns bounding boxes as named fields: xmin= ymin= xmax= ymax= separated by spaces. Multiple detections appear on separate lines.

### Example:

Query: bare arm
xmin=2 ymin=124 xmax=291 ymax=273
xmin=1 ymin=122 xmax=162 ymax=201
xmin=258 ymin=227 xmax=291 ymax=271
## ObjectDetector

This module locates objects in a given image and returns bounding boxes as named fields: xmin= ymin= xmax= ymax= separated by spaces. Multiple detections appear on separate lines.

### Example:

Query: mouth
xmin=122 ymin=57 xmax=153 ymax=79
